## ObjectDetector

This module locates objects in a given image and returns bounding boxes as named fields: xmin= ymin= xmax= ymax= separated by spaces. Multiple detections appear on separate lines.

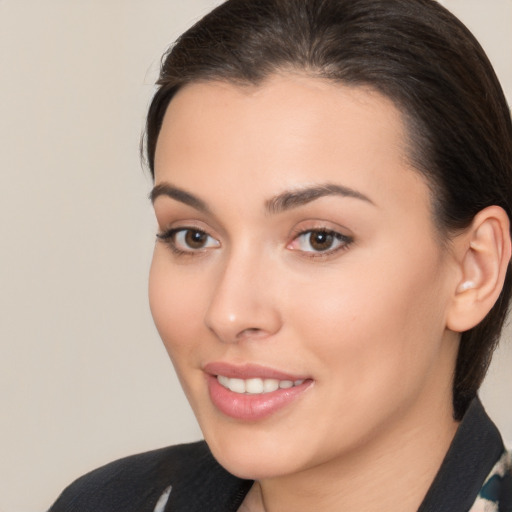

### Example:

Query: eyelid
xmin=287 ymin=224 xmax=354 ymax=257
xmin=157 ymin=226 xmax=220 ymax=255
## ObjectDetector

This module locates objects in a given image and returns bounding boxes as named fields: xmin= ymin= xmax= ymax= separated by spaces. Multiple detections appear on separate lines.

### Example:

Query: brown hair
xmin=143 ymin=0 xmax=512 ymax=419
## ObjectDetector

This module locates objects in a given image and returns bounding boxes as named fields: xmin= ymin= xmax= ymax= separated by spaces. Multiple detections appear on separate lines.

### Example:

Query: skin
xmin=149 ymin=74 xmax=463 ymax=511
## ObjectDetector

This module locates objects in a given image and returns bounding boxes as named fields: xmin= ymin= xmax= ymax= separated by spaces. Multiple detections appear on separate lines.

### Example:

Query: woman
xmin=50 ymin=0 xmax=512 ymax=510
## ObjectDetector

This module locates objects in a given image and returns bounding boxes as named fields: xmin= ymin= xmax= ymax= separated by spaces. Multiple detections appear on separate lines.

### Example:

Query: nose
xmin=204 ymin=249 xmax=282 ymax=343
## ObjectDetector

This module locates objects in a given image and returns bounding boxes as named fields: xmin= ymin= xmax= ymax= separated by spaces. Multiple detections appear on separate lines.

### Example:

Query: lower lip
xmin=206 ymin=375 xmax=312 ymax=421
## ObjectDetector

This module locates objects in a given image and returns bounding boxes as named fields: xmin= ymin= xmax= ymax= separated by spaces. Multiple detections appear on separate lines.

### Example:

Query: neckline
xmin=230 ymin=398 xmax=504 ymax=512
xmin=417 ymin=397 xmax=504 ymax=511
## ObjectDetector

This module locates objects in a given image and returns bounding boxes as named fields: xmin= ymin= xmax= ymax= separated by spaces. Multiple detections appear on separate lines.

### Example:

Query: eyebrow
xmin=265 ymin=183 xmax=374 ymax=214
xmin=150 ymin=182 xmax=374 ymax=215
xmin=150 ymin=183 xmax=210 ymax=214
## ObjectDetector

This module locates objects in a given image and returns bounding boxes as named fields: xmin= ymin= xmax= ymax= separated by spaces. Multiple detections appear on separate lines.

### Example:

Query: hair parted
xmin=143 ymin=0 xmax=512 ymax=419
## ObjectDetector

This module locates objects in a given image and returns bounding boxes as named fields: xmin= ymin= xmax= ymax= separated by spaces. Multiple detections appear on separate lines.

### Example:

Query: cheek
xmin=148 ymin=250 xmax=207 ymax=359
xmin=284 ymin=246 xmax=450 ymax=394
xmin=148 ymin=251 xmax=216 ymax=415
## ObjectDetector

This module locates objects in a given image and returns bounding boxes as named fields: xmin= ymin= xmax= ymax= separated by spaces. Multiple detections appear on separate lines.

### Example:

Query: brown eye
xmin=157 ymin=227 xmax=220 ymax=254
xmin=184 ymin=229 xmax=209 ymax=249
xmin=288 ymin=228 xmax=353 ymax=255
xmin=308 ymin=231 xmax=335 ymax=251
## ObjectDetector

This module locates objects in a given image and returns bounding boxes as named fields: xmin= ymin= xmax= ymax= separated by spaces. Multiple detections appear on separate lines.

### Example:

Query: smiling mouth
xmin=216 ymin=375 xmax=306 ymax=394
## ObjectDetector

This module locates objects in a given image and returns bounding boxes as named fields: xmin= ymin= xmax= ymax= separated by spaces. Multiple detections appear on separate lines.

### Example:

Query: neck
xmin=240 ymin=394 xmax=459 ymax=512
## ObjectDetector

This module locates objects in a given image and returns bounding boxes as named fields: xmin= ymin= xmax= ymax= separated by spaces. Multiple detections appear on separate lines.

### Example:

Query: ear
xmin=447 ymin=206 xmax=511 ymax=333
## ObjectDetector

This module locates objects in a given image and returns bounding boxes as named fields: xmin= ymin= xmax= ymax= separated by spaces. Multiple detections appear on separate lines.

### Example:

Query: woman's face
xmin=149 ymin=75 xmax=460 ymax=480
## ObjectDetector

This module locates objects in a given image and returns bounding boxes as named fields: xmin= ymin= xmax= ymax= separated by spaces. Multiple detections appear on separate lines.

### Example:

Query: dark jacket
xmin=49 ymin=398 xmax=512 ymax=512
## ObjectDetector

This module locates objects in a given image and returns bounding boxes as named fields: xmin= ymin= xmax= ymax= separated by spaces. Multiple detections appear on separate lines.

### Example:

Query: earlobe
xmin=447 ymin=206 xmax=511 ymax=333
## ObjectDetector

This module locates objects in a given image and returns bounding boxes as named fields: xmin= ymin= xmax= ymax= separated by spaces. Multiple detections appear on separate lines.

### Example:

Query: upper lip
xmin=203 ymin=362 xmax=308 ymax=381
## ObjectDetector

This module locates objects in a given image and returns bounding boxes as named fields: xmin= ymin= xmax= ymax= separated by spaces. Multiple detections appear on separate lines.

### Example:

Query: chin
xmin=200 ymin=420 xmax=316 ymax=480
xmin=211 ymin=446 xmax=300 ymax=481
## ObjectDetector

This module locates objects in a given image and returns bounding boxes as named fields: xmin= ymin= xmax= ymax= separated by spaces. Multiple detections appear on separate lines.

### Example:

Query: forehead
xmin=157 ymin=74 xmax=409 ymax=164
xmin=154 ymin=74 xmax=431 ymax=221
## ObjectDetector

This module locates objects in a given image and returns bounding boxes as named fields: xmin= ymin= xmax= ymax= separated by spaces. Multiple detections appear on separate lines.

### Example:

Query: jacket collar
xmin=418 ymin=397 xmax=504 ymax=511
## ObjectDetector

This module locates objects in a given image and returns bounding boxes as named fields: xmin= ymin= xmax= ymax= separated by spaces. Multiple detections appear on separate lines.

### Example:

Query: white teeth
xmin=263 ymin=379 xmax=280 ymax=392
xmin=217 ymin=375 xmax=305 ymax=394
xmin=245 ymin=378 xmax=264 ymax=394
xmin=228 ymin=378 xmax=246 ymax=394
xmin=218 ymin=375 xmax=230 ymax=388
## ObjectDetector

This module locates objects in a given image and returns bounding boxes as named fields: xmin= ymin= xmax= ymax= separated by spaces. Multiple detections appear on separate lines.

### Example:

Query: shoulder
xmin=49 ymin=441 xmax=238 ymax=512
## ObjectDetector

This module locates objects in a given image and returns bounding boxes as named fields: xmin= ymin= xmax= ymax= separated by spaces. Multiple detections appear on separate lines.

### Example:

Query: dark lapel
xmin=418 ymin=397 xmax=504 ymax=512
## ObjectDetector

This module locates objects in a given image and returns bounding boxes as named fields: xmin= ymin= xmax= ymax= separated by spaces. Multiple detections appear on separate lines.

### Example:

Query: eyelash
xmin=156 ymin=227 xmax=219 ymax=256
xmin=156 ymin=227 xmax=353 ymax=258
xmin=288 ymin=228 xmax=353 ymax=258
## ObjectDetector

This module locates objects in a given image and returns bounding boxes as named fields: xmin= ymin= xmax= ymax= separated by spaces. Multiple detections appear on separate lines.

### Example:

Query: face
xmin=149 ymin=74 xmax=460 ymax=480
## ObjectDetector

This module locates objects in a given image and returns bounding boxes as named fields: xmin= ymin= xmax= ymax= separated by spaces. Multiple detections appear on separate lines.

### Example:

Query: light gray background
xmin=0 ymin=1 xmax=510 ymax=511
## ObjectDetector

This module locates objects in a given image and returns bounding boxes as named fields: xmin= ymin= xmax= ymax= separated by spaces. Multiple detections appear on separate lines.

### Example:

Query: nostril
xmin=236 ymin=327 xmax=266 ymax=340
